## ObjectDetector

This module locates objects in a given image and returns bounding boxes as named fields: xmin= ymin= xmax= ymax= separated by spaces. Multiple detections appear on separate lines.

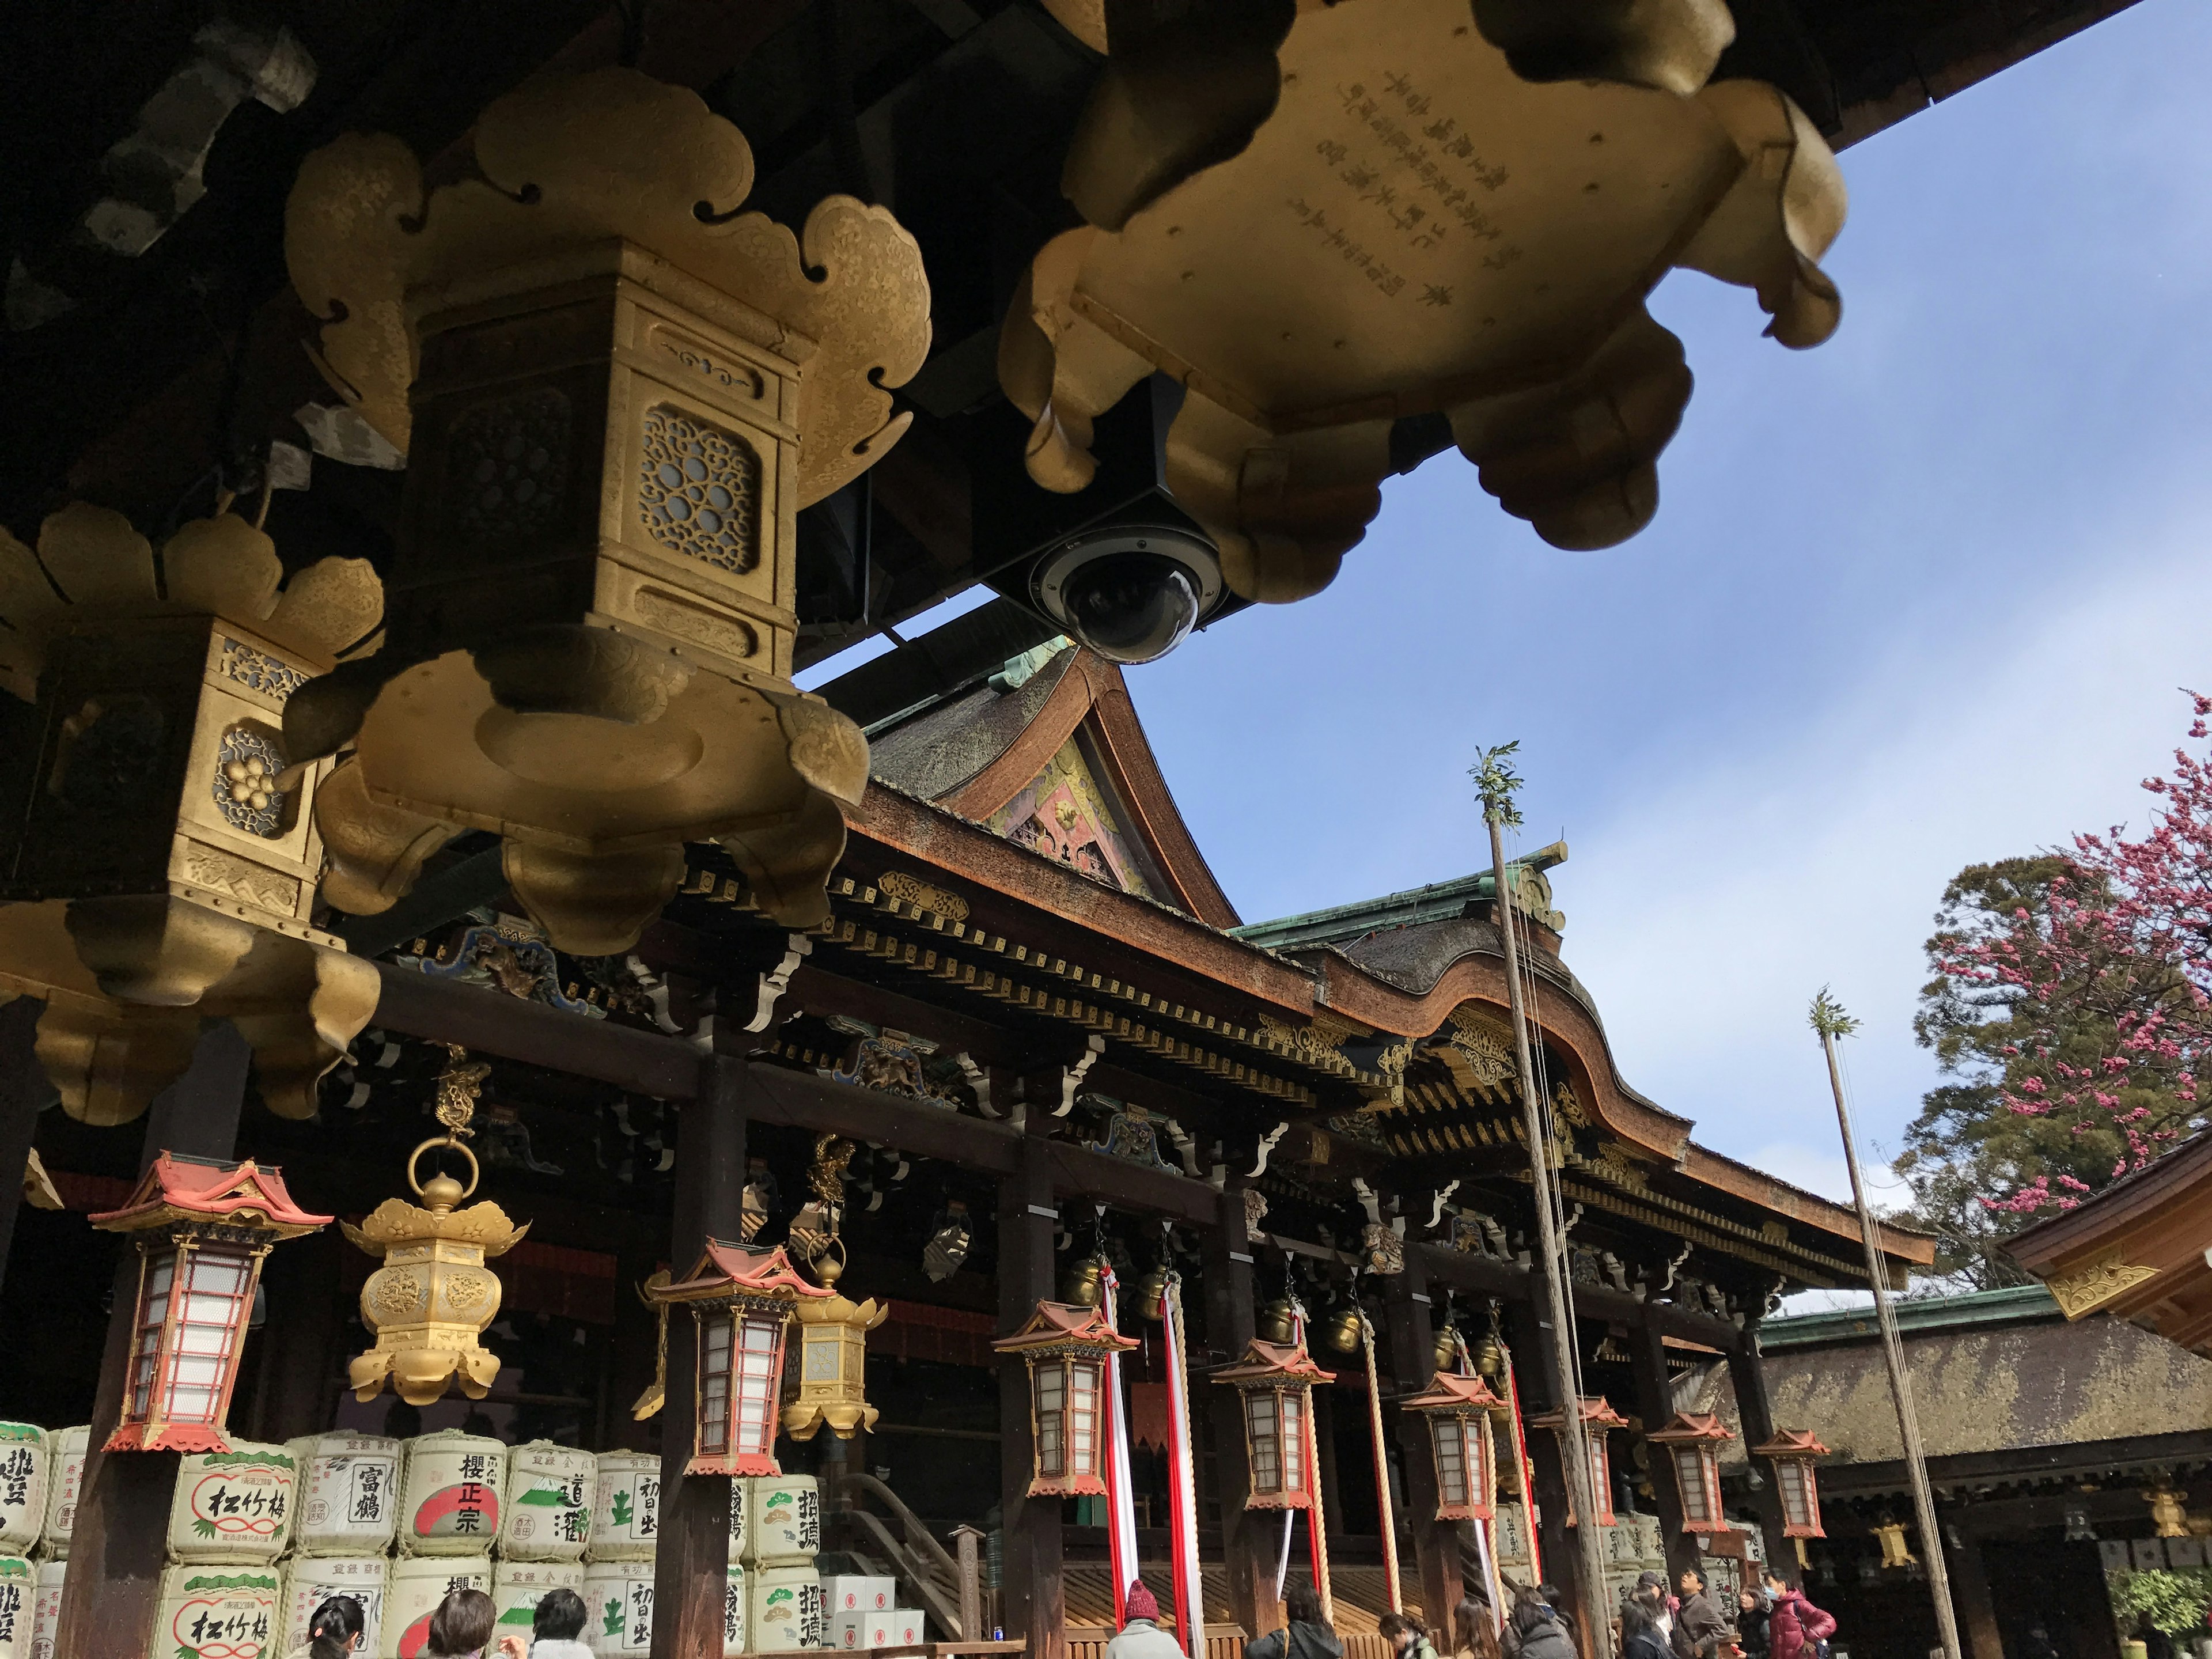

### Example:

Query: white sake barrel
xmin=721 ymin=1565 xmax=747 ymax=1659
xmin=500 ymin=1441 xmax=593 ymax=1562
xmin=745 ymin=1475 xmax=819 ymax=1566
xmin=493 ymin=1559 xmax=585 ymax=1644
xmin=156 ymin=1563 xmax=282 ymax=1659
xmin=286 ymin=1433 xmax=402 ymax=1556
xmin=169 ymin=1443 xmax=296 ymax=1565
xmin=587 ymin=1453 xmax=660 ymax=1562
xmin=382 ymin=1555 xmax=490 ymax=1659
xmin=749 ymin=1564 xmax=824 ymax=1652
xmin=0 ymin=1427 xmax=47 ymax=1556
xmin=36 ymin=1431 xmax=85 ymax=1560
xmin=281 ymin=1555 xmax=386 ymax=1656
xmin=728 ymin=1475 xmax=749 ymax=1567
xmin=26 ymin=1557 xmax=62 ymax=1659
xmin=0 ymin=1555 xmax=30 ymax=1659
xmin=398 ymin=1431 xmax=503 ymax=1556
xmin=581 ymin=1560 xmax=652 ymax=1656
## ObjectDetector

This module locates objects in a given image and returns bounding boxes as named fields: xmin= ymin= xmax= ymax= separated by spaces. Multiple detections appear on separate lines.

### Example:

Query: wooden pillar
xmin=1203 ymin=1180 xmax=1267 ymax=1641
xmin=248 ymin=1229 xmax=345 ymax=1442
xmin=0 ymin=998 xmax=46 ymax=1291
xmin=1628 ymin=1316 xmax=1700 ymax=1583
xmin=1726 ymin=1337 xmax=1792 ymax=1577
xmin=1949 ymin=1527 xmax=2004 ymax=1659
xmin=55 ymin=1020 xmax=251 ymax=1659
xmin=1508 ymin=1294 xmax=1584 ymax=1620
xmin=997 ymin=1119 xmax=1063 ymax=1659
xmin=1384 ymin=1259 xmax=1464 ymax=1645
xmin=649 ymin=1052 xmax=747 ymax=1659
xmin=611 ymin=1233 xmax=666 ymax=1453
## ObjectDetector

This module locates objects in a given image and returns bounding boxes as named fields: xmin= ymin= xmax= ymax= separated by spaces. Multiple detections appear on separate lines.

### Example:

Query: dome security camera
xmin=1029 ymin=524 xmax=1223 ymax=666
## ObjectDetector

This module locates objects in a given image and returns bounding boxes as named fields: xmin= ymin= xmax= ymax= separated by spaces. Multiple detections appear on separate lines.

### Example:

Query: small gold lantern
xmin=1649 ymin=1412 xmax=1734 ymax=1537
xmin=90 ymin=1154 xmax=330 ymax=1452
xmin=1755 ymin=1429 xmax=1830 ymax=1544
xmin=651 ymin=1240 xmax=831 ymax=1476
xmin=783 ymin=1243 xmax=887 ymax=1442
xmin=1402 ymin=1370 xmax=1507 ymax=1523
xmin=1873 ymin=1518 xmax=1917 ymax=1569
xmin=992 ymin=1301 xmax=1138 ymax=1498
xmin=344 ymin=1050 xmax=529 ymax=1406
xmin=1529 ymin=1396 xmax=1628 ymax=1528
xmin=1213 ymin=1338 xmax=1334 ymax=1510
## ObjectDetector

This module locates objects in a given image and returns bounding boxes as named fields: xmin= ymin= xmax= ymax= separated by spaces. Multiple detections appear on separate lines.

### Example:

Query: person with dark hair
xmin=1452 ymin=1593 xmax=1501 ymax=1659
xmin=1506 ymin=1588 xmax=1575 ymax=1659
xmin=1761 ymin=1571 xmax=1835 ymax=1659
xmin=1671 ymin=1569 xmax=1727 ymax=1659
xmin=288 ymin=1594 xmax=365 ymax=1659
xmin=1633 ymin=1570 xmax=1676 ymax=1650
xmin=425 ymin=1588 xmax=497 ymax=1659
xmin=1380 ymin=1612 xmax=1440 ymax=1659
xmin=1245 ymin=1580 xmax=1343 ymax=1659
xmin=495 ymin=1586 xmax=593 ymax=1659
xmin=1622 ymin=1600 xmax=1674 ymax=1659
xmin=1737 ymin=1586 xmax=1772 ymax=1659
xmin=1104 ymin=1581 xmax=1188 ymax=1659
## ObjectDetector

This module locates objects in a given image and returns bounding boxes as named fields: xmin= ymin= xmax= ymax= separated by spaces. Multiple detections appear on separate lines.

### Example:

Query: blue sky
xmin=1119 ymin=0 xmax=2212 ymax=1208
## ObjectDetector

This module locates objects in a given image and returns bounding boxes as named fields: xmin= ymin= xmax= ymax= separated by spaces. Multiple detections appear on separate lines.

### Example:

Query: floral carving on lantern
xmin=1649 ymin=1412 xmax=1734 ymax=1536
xmin=1401 ymin=1370 xmax=1508 ymax=1523
xmin=1529 ymin=1396 xmax=1628 ymax=1528
xmin=1754 ymin=1429 xmax=1830 ymax=1541
xmin=90 ymin=1155 xmax=331 ymax=1452
xmin=1213 ymin=1338 xmax=1334 ymax=1509
xmin=650 ymin=1240 xmax=832 ymax=1476
xmin=992 ymin=1301 xmax=1139 ymax=1498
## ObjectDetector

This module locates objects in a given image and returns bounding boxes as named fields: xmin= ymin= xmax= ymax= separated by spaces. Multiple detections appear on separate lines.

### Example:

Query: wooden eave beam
xmin=1410 ymin=1242 xmax=1744 ymax=1351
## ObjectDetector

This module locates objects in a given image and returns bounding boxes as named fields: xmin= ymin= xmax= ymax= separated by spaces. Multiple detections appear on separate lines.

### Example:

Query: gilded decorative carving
xmin=2044 ymin=1248 xmax=2160 ymax=1320
xmin=877 ymin=870 xmax=970 ymax=922
xmin=1005 ymin=0 xmax=1844 ymax=605
xmin=638 ymin=405 xmax=760 ymax=573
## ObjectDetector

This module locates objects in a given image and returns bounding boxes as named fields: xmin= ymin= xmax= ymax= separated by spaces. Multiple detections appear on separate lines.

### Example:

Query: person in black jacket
xmin=1737 ymin=1588 xmax=1772 ymax=1659
xmin=1246 ymin=1582 xmax=1344 ymax=1659
xmin=1622 ymin=1601 xmax=1675 ymax=1659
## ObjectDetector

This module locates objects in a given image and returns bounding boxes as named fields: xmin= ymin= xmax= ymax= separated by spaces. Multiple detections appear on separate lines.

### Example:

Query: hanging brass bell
xmin=1474 ymin=1332 xmax=1506 ymax=1378
xmin=1433 ymin=1324 xmax=1461 ymax=1375
xmin=1062 ymin=1257 xmax=1105 ymax=1308
xmin=1323 ymin=1305 xmax=1363 ymax=1354
xmin=1257 ymin=1297 xmax=1296 ymax=1344
xmin=1135 ymin=1264 xmax=1171 ymax=1320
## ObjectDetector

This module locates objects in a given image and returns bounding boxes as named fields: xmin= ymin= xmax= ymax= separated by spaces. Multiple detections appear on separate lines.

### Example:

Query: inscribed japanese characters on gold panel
xmin=1005 ymin=0 xmax=1843 ymax=604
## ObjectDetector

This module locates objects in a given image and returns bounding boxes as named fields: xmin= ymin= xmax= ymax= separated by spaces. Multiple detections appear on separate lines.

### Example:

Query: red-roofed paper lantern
xmin=1754 ymin=1429 xmax=1831 ymax=1548
xmin=89 ymin=1155 xmax=331 ymax=1453
xmin=1649 ymin=1412 xmax=1735 ymax=1536
xmin=1529 ymin=1397 xmax=1629 ymax=1528
xmin=1213 ymin=1339 xmax=1334 ymax=1509
xmin=991 ymin=1302 xmax=1139 ymax=1497
xmin=1402 ymin=1371 xmax=1509 ymax=1522
xmin=648 ymin=1240 xmax=834 ymax=1477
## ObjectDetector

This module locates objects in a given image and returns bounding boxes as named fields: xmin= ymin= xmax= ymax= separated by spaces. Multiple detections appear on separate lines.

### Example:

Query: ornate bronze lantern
xmin=991 ymin=1302 xmax=1138 ymax=1498
xmin=650 ymin=1240 xmax=831 ymax=1476
xmin=1401 ymin=1371 xmax=1508 ymax=1523
xmin=1873 ymin=1518 xmax=1916 ymax=1569
xmin=90 ymin=1154 xmax=331 ymax=1452
xmin=782 ymin=1244 xmax=886 ymax=1443
xmin=1213 ymin=1339 xmax=1334 ymax=1509
xmin=1529 ymin=1396 xmax=1628 ymax=1528
xmin=279 ymin=68 xmax=930 ymax=951
xmin=1754 ymin=1428 xmax=1831 ymax=1558
xmin=1649 ymin=1412 xmax=1734 ymax=1537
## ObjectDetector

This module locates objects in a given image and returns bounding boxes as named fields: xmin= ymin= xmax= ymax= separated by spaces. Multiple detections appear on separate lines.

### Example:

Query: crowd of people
xmin=286 ymin=1585 xmax=594 ymax=1659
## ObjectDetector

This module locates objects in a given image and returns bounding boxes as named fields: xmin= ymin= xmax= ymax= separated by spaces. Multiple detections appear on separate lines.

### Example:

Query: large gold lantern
xmin=782 ymin=1244 xmax=886 ymax=1442
xmin=278 ymin=68 xmax=930 ymax=952
xmin=0 ymin=505 xmax=382 ymax=1125
xmin=344 ymin=1050 xmax=529 ymax=1406
xmin=650 ymin=1240 xmax=831 ymax=1476
xmin=1648 ymin=1412 xmax=1734 ymax=1537
xmin=1873 ymin=1518 xmax=1917 ymax=1569
xmin=1401 ymin=1370 xmax=1508 ymax=1523
xmin=991 ymin=1301 xmax=1138 ymax=1498
xmin=1213 ymin=1339 xmax=1334 ymax=1510
xmin=90 ymin=1155 xmax=331 ymax=1452
xmin=1529 ymin=1396 xmax=1628 ymax=1528
xmin=1753 ymin=1429 xmax=1830 ymax=1541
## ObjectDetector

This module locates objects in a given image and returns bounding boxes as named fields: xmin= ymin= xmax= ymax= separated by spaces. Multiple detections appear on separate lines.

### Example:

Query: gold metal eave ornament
xmin=1003 ymin=0 xmax=1844 ymax=605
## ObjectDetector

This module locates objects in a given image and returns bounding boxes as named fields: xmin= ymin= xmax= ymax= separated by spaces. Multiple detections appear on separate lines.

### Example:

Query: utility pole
xmin=1809 ymin=989 xmax=1961 ymax=1659
xmin=1474 ymin=744 xmax=1611 ymax=1659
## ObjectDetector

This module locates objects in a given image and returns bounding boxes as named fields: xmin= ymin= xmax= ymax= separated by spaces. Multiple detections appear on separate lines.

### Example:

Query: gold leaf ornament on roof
xmin=2044 ymin=1247 xmax=2160 ymax=1320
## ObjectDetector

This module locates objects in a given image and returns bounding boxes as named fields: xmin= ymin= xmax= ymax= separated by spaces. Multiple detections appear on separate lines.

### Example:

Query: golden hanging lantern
xmin=343 ymin=1047 xmax=528 ymax=1406
xmin=1061 ymin=1257 xmax=1105 ymax=1308
xmin=1873 ymin=1518 xmax=1917 ymax=1569
xmin=782 ymin=1241 xmax=887 ymax=1442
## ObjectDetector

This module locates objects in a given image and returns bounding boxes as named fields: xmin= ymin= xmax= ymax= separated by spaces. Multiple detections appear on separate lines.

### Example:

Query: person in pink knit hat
xmin=1107 ymin=1580 xmax=1190 ymax=1659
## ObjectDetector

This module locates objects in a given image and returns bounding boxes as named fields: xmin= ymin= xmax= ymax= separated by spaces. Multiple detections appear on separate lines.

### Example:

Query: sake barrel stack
xmin=745 ymin=1476 xmax=819 ymax=1566
xmin=582 ymin=1559 xmax=652 ymax=1657
xmin=399 ymin=1431 xmax=503 ymax=1556
xmin=501 ymin=1441 xmax=593 ymax=1562
xmin=287 ymin=1433 xmax=402 ymax=1556
xmin=27 ymin=1557 xmax=62 ymax=1659
xmin=586 ymin=1453 xmax=659 ymax=1562
xmin=168 ymin=1443 xmax=297 ymax=1565
xmin=282 ymin=1555 xmax=387 ymax=1655
xmin=493 ymin=1559 xmax=585 ymax=1643
xmin=384 ymin=1556 xmax=490 ymax=1659
xmin=36 ymin=1431 xmax=85 ymax=1559
xmin=0 ymin=1554 xmax=30 ymax=1658
xmin=749 ymin=1564 xmax=825 ymax=1653
xmin=157 ymin=1565 xmax=282 ymax=1659
xmin=728 ymin=1476 xmax=749 ymax=1568
xmin=0 ymin=1427 xmax=47 ymax=1559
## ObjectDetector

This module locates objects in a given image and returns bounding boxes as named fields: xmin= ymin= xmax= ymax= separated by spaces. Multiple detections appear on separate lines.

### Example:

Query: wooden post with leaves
xmin=1810 ymin=988 xmax=1962 ymax=1659
xmin=1472 ymin=744 xmax=1611 ymax=1659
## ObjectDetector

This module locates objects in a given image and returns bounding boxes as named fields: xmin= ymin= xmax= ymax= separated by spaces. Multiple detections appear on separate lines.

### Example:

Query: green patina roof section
xmin=1229 ymin=872 xmax=1499 ymax=952
xmin=1759 ymin=1283 xmax=2061 ymax=1351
